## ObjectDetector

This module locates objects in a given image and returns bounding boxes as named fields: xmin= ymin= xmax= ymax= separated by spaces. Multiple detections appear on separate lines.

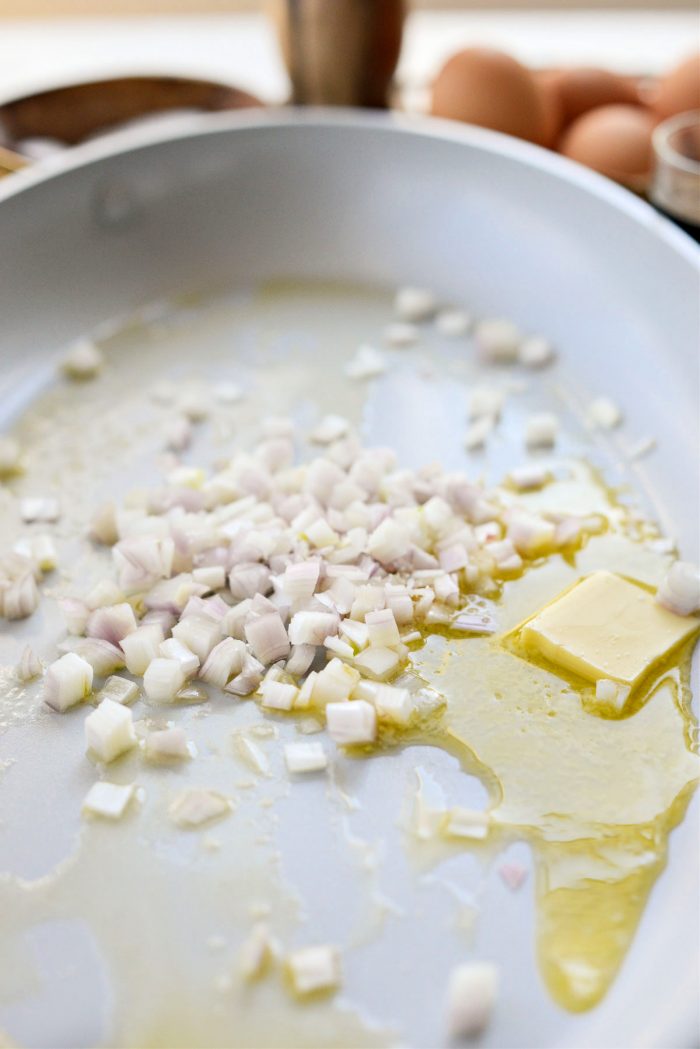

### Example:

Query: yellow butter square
xmin=520 ymin=570 xmax=699 ymax=689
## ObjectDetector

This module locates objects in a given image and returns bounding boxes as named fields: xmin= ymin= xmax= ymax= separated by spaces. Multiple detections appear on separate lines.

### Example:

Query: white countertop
xmin=0 ymin=9 xmax=696 ymax=106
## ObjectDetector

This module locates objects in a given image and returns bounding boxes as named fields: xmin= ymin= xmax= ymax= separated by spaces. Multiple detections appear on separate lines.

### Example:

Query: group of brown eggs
xmin=431 ymin=48 xmax=700 ymax=192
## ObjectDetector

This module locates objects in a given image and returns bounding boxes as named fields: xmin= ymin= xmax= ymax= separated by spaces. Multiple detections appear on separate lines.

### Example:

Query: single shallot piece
xmin=656 ymin=561 xmax=700 ymax=617
xmin=44 ymin=653 xmax=93 ymax=712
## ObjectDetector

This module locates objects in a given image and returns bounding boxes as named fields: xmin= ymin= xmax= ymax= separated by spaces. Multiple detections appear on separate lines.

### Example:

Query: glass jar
xmin=650 ymin=110 xmax=700 ymax=242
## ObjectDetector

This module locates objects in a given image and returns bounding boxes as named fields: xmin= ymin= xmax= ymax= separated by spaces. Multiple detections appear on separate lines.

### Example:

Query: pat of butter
xmin=521 ymin=570 xmax=698 ymax=690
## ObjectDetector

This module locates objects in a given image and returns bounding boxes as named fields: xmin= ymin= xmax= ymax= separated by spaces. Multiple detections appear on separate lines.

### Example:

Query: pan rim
xmin=0 ymin=105 xmax=698 ymax=269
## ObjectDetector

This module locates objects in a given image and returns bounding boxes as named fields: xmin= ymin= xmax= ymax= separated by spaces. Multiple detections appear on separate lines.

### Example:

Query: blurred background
xmin=0 ymin=0 xmax=697 ymax=225
xmin=0 ymin=0 xmax=695 ymax=105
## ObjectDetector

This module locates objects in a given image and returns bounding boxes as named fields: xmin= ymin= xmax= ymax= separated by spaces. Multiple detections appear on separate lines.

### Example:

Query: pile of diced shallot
xmin=39 ymin=414 xmax=611 ymax=749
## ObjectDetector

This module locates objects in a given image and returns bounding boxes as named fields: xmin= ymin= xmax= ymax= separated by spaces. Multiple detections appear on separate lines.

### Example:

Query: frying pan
xmin=0 ymin=110 xmax=698 ymax=1049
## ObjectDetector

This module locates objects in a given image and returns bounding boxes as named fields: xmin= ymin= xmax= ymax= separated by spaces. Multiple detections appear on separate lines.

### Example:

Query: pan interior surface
xmin=0 ymin=114 xmax=698 ymax=1049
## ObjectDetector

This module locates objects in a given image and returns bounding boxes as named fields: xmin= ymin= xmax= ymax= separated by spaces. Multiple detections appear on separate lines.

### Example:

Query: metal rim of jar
xmin=652 ymin=109 xmax=700 ymax=177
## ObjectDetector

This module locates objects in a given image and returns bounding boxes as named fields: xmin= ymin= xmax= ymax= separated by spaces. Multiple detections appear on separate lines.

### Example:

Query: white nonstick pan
xmin=0 ymin=110 xmax=698 ymax=1049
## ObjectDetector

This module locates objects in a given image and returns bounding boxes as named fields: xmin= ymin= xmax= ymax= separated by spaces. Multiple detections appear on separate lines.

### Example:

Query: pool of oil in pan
xmin=0 ymin=282 xmax=697 ymax=1048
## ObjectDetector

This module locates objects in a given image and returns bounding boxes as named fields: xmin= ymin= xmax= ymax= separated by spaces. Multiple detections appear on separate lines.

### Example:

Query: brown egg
xmin=535 ymin=70 xmax=565 ymax=148
xmin=556 ymin=67 xmax=640 ymax=124
xmin=652 ymin=52 xmax=700 ymax=121
xmin=560 ymin=105 xmax=655 ymax=190
xmin=431 ymin=48 xmax=546 ymax=144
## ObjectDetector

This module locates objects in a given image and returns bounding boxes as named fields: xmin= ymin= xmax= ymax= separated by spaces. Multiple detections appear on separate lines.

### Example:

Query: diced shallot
xmin=233 ymin=733 xmax=269 ymax=775
xmin=525 ymin=412 xmax=558 ymax=449
xmin=345 ymin=344 xmax=387 ymax=380
xmin=143 ymin=658 xmax=186 ymax=702
xmin=452 ymin=609 xmax=498 ymax=635
xmin=288 ymin=945 xmax=341 ymax=995
xmin=281 ymin=560 xmax=320 ymax=602
xmin=384 ymin=321 xmax=419 ymax=346
xmin=145 ymin=574 xmax=203 ymax=613
xmin=86 ymin=602 xmax=138 ymax=645
xmin=340 ymin=619 xmax=369 ymax=650
xmin=285 ymin=644 xmax=316 ymax=677
xmin=59 ymin=637 xmax=126 ymax=676
xmin=16 ymin=645 xmax=42 ymax=682
xmin=365 ymin=607 xmax=401 ymax=649
xmin=97 ymin=676 xmax=140 ymax=706
xmin=85 ymin=698 xmax=136 ymax=762
xmin=44 ymin=652 xmax=93 ymax=711
xmin=475 ymin=319 xmax=520 ymax=363
xmin=594 ymin=678 xmax=630 ymax=711
xmin=165 ymin=415 xmax=192 ymax=452
xmin=120 ymin=624 xmax=164 ymax=675
xmin=313 ymin=658 xmax=360 ymax=704
xmin=113 ymin=536 xmax=174 ymax=590
xmin=85 ymin=579 xmax=123 ymax=610
xmin=225 ymin=654 xmax=265 ymax=697
xmin=372 ymin=684 xmax=413 ymax=725
xmin=82 ymin=781 xmax=135 ymax=820
xmin=656 ymin=561 xmax=700 ymax=617
xmin=435 ymin=308 xmax=471 ymax=337
xmin=14 ymin=534 xmax=57 ymax=572
xmin=61 ymin=339 xmax=103 ymax=380
xmin=145 ymin=726 xmax=191 ymax=761
xmin=506 ymin=511 xmax=556 ymax=557
xmin=1 ymin=571 xmax=39 ymax=620
xmin=200 ymin=638 xmax=246 ymax=688
xmin=468 ymin=386 xmax=504 ymax=421
xmin=172 ymin=614 xmax=221 ymax=662
xmin=245 ymin=612 xmax=290 ymax=665
xmin=487 ymin=539 xmax=523 ymax=574
xmin=284 ymin=741 xmax=328 ymax=773
xmin=509 ymin=464 xmax=549 ymax=491
xmin=353 ymin=646 xmax=401 ymax=681
xmin=89 ymin=502 xmax=118 ymax=545
xmin=367 ymin=517 xmax=410 ymax=564
xmin=465 ymin=416 xmax=494 ymax=451
xmin=229 ymin=563 xmax=272 ymax=600
xmin=446 ymin=962 xmax=498 ymax=1039
xmin=394 ymin=286 xmax=436 ymax=323
xmin=587 ymin=396 xmax=623 ymax=431
xmin=326 ymin=700 xmax=376 ymax=745
xmin=159 ymin=637 xmax=199 ymax=678
xmin=181 ymin=594 xmax=229 ymax=621
xmin=310 ymin=415 xmax=349 ymax=445
xmin=169 ymin=789 xmax=230 ymax=828
xmin=443 ymin=807 xmax=490 ymax=840
xmin=260 ymin=679 xmax=298 ymax=711
xmin=518 ymin=335 xmax=555 ymax=368
xmin=58 ymin=600 xmax=91 ymax=629
xmin=324 ymin=635 xmax=354 ymax=659
xmin=20 ymin=497 xmax=60 ymax=524
xmin=288 ymin=610 xmax=339 ymax=646
xmin=192 ymin=565 xmax=226 ymax=592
